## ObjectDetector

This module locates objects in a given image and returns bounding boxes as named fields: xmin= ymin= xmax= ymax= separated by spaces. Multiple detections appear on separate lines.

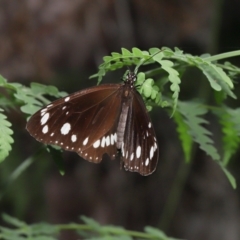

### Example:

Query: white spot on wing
xmin=101 ymin=136 xmax=106 ymax=147
xmin=62 ymin=106 xmax=66 ymax=110
xmin=47 ymin=104 xmax=53 ymax=108
xmin=105 ymin=136 xmax=110 ymax=146
xmin=42 ymin=125 xmax=48 ymax=134
xmin=65 ymin=96 xmax=70 ymax=102
xmin=154 ymin=142 xmax=157 ymax=151
xmin=145 ymin=158 xmax=149 ymax=166
xmin=93 ymin=139 xmax=100 ymax=148
xmin=83 ymin=137 xmax=89 ymax=145
xmin=150 ymin=146 xmax=154 ymax=159
xmin=50 ymin=133 xmax=54 ymax=137
xmin=61 ymin=123 xmax=71 ymax=135
xmin=148 ymin=122 xmax=152 ymax=128
xmin=41 ymin=112 xmax=50 ymax=125
xmin=136 ymin=146 xmax=141 ymax=158
xmin=122 ymin=143 xmax=125 ymax=157
xmin=111 ymin=134 xmax=115 ymax=145
xmin=130 ymin=153 xmax=134 ymax=161
xmin=114 ymin=133 xmax=117 ymax=142
xmin=40 ymin=108 xmax=47 ymax=116
xmin=71 ymin=134 xmax=77 ymax=142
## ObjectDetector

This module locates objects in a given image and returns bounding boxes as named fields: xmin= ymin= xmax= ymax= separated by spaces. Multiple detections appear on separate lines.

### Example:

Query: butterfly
xmin=26 ymin=71 xmax=159 ymax=175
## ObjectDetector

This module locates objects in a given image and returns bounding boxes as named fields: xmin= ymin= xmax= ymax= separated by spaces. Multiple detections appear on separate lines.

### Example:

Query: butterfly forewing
xmin=121 ymin=90 xmax=158 ymax=176
xmin=27 ymin=84 xmax=123 ymax=163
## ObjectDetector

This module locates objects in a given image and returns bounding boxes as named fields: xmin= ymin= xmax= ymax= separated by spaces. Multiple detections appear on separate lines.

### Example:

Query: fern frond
xmin=0 ymin=108 xmax=14 ymax=162
xmin=198 ymin=62 xmax=235 ymax=98
xmin=178 ymin=101 xmax=220 ymax=161
xmin=157 ymin=48 xmax=236 ymax=99
xmin=220 ymin=164 xmax=237 ymax=189
xmin=14 ymin=83 xmax=67 ymax=116
xmin=0 ymin=74 xmax=66 ymax=116
xmin=0 ymin=214 xmax=182 ymax=240
xmin=215 ymin=108 xmax=240 ymax=165
xmin=94 ymin=47 xmax=151 ymax=83
xmin=173 ymin=111 xmax=193 ymax=162
xmin=156 ymin=60 xmax=180 ymax=113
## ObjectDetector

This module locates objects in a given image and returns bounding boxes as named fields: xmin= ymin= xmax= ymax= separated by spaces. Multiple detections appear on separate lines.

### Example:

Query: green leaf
xmin=198 ymin=62 xmax=235 ymax=98
xmin=150 ymin=85 xmax=160 ymax=101
xmin=0 ymin=75 xmax=7 ymax=86
xmin=121 ymin=48 xmax=132 ymax=56
xmin=0 ymin=215 xmax=58 ymax=240
xmin=152 ymin=51 xmax=164 ymax=63
xmin=14 ymin=88 xmax=44 ymax=115
xmin=30 ymin=83 xmax=67 ymax=98
xmin=220 ymin=165 xmax=236 ymax=189
xmin=132 ymin=47 xmax=144 ymax=57
xmin=81 ymin=216 xmax=101 ymax=230
xmin=136 ymin=72 xmax=145 ymax=85
xmin=0 ymin=109 xmax=14 ymax=163
xmin=144 ymin=226 xmax=166 ymax=238
xmin=178 ymin=101 xmax=220 ymax=161
xmin=103 ymin=56 xmax=113 ymax=62
xmin=149 ymin=47 xmax=161 ymax=55
xmin=31 ymin=222 xmax=58 ymax=235
xmin=31 ymin=236 xmax=57 ymax=240
xmin=173 ymin=111 xmax=193 ymax=162
xmin=0 ymin=226 xmax=27 ymax=240
xmin=13 ymin=82 xmax=67 ymax=116
xmin=144 ymin=226 xmax=179 ymax=240
xmin=157 ymin=60 xmax=181 ymax=113
xmin=2 ymin=214 xmax=26 ymax=227
xmin=21 ymin=104 xmax=41 ymax=115
xmin=141 ymin=78 xmax=155 ymax=98
xmin=111 ymin=52 xmax=122 ymax=59
xmin=215 ymin=108 xmax=240 ymax=165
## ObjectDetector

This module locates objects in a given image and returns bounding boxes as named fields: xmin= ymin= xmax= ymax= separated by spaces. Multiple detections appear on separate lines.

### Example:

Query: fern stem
xmin=57 ymin=223 xmax=157 ymax=239
xmin=204 ymin=50 xmax=240 ymax=62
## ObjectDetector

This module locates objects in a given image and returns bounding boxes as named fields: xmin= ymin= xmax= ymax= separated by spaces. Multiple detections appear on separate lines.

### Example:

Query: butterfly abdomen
xmin=116 ymin=103 xmax=129 ymax=149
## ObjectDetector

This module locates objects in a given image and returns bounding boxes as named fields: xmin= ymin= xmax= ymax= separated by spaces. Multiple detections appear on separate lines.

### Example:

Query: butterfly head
xmin=125 ymin=71 xmax=137 ymax=88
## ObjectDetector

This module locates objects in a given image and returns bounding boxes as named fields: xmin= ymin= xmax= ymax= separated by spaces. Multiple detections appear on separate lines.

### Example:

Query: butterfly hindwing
xmin=27 ymin=84 xmax=123 ymax=163
xmin=121 ymin=89 xmax=158 ymax=175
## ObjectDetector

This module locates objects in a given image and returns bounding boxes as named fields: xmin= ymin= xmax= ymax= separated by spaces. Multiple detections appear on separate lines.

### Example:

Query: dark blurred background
xmin=0 ymin=0 xmax=240 ymax=240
